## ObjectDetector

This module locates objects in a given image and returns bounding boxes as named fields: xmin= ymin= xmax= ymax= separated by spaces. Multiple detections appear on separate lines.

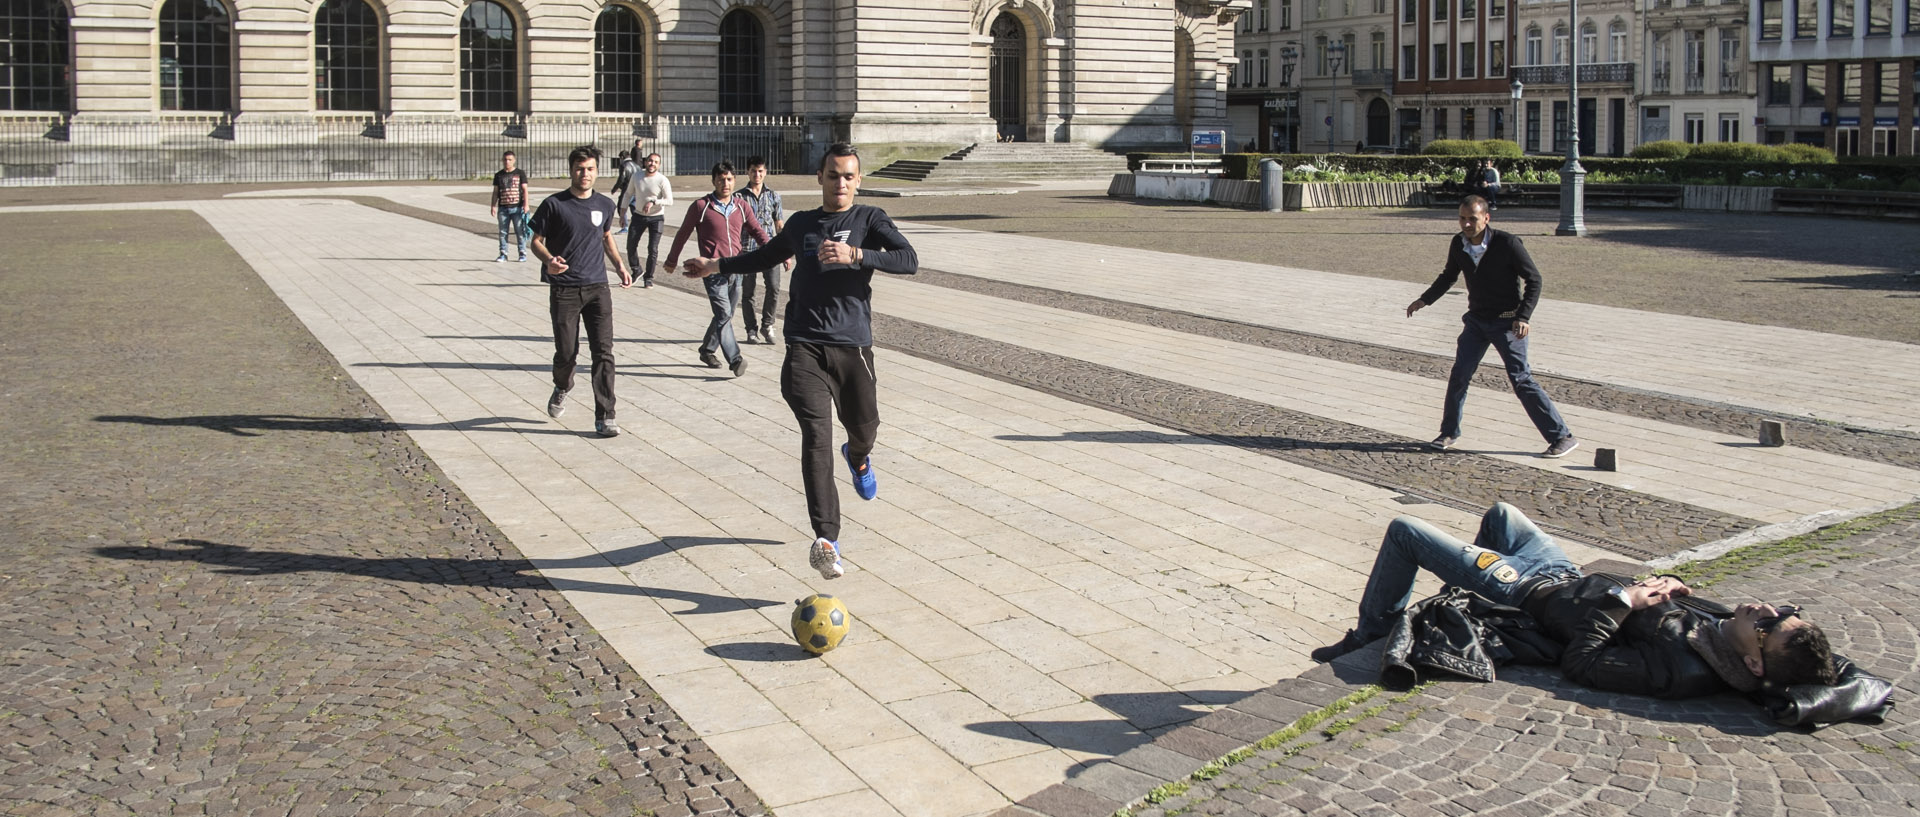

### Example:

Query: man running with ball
xmin=681 ymin=143 xmax=917 ymax=580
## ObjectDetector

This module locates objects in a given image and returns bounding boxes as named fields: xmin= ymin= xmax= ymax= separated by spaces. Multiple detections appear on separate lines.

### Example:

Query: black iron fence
xmin=0 ymin=112 xmax=818 ymax=186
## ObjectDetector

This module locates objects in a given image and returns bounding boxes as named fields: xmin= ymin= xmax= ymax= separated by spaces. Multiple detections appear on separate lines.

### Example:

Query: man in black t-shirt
xmin=684 ymin=143 xmax=918 ymax=581
xmin=530 ymin=145 xmax=633 ymax=438
xmin=488 ymin=151 xmax=531 ymax=262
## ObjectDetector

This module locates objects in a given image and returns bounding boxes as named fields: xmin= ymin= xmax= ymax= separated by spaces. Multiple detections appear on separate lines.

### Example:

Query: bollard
xmin=1260 ymin=159 xmax=1285 ymax=212
xmin=1594 ymin=448 xmax=1617 ymax=471
xmin=1759 ymin=420 xmax=1786 ymax=447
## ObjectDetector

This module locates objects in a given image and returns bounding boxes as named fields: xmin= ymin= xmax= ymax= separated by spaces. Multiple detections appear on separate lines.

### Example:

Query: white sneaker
xmin=809 ymin=538 xmax=844 ymax=580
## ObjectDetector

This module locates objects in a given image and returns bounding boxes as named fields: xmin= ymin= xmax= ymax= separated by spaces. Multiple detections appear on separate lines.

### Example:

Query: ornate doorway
xmin=988 ymin=13 xmax=1025 ymax=141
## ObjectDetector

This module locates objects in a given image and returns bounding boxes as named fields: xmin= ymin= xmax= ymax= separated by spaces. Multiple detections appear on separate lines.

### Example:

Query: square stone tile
xmin=839 ymin=735 xmax=1010 ymax=817
xmin=888 ymin=690 xmax=1052 ymax=766
xmin=931 ymin=650 xmax=1084 ymax=717
xmin=973 ymin=616 xmax=1111 ymax=675
xmin=765 ymin=675 xmax=921 ymax=751
xmin=825 ymin=639 xmax=961 ymax=703
xmin=703 ymin=722 xmax=867 ymax=808
xmin=645 ymin=666 xmax=787 ymax=737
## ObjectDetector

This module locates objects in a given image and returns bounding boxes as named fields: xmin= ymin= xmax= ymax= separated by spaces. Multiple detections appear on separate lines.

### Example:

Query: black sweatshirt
xmin=1417 ymin=228 xmax=1543 ymax=322
xmin=719 ymin=204 xmax=917 ymax=346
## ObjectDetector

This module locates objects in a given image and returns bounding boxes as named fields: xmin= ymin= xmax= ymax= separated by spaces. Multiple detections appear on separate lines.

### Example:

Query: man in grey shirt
xmin=735 ymin=156 xmax=790 ymax=344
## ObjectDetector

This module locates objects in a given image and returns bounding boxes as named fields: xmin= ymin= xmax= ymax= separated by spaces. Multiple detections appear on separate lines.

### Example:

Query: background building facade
xmin=1750 ymin=0 xmax=1918 ymax=154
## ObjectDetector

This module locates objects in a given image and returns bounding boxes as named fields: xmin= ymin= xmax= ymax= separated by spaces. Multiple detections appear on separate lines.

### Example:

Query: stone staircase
xmin=868 ymin=142 xmax=1132 ymax=182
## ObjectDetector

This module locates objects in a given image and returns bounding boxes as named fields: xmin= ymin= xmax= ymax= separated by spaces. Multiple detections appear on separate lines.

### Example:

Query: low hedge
xmin=1130 ymin=151 xmax=1920 ymax=189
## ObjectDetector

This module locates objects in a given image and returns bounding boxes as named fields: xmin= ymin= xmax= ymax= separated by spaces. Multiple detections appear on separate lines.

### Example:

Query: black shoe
xmin=700 ymin=350 xmax=722 ymax=369
xmin=1309 ymin=630 xmax=1372 ymax=663
xmin=730 ymin=357 xmax=748 ymax=378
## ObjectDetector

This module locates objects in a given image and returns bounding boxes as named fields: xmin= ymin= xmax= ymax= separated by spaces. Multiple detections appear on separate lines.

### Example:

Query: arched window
xmin=159 ymin=0 xmax=232 ymax=111
xmin=1525 ymin=25 xmax=1542 ymax=65
xmin=595 ymin=5 xmax=645 ymax=112
xmin=1551 ymin=23 xmax=1567 ymax=65
xmin=1 ymin=0 xmax=70 ymax=110
xmin=316 ymin=0 xmax=380 ymax=111
xmin=717 ymin=10 xmax=764 ymax=112
xmin=460 ymin=1 xmax=516 ymax=112
xmin=1579 ymin=21 xmax=1597 ymax=64
xmin=1607 ymin=20 xmax=1626 ymax=63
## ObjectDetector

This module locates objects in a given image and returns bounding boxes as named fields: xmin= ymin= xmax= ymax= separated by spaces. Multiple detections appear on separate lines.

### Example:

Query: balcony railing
xmin=1684 ymin=73 xmax=1705 ymax=93
xmin=1512 ymin=62 xmax=1636 ymax=86
xmin=1352 ymin=68 xmax=1394 ymax=89
xmin=1720 ymin=73 xmax=1743 ymax=93
xmin=1652 ymin=69 xmax=1672 ymax=94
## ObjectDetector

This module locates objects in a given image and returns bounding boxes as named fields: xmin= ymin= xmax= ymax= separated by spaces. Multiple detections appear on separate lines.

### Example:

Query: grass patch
xmin=1120 ymin=684 xmax=1440 ymax=816
xmin=1666 ymin=503 xmax=1919 ymax=589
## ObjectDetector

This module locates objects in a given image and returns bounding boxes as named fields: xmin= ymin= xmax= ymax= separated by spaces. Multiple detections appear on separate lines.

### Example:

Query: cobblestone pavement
xmin=905 ymin=269 xmax=1920 ymax=472
xmin=871 ymin=190 xmax=1920 ymax=347
xmin=0 ymin=210 xmax=762 ymax=817
xmin=1066 ymin=504 xmax=1920 ymax=817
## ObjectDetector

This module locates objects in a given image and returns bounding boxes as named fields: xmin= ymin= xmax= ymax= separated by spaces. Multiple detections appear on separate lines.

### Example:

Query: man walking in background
xmin=665 ymin=161 xmax=767 ymax=378
xmin=625 ymin=152 xmax=672 ymax=288
xmin=1407 ymin=196 xmax=1578 ymax=458
xmin=530 ymin=145 xmax=634 ymax=438
xmin=736 ymin=156 xmax=790 ymax=344
xmin=489 ymin=151 xmax=530 ymax=262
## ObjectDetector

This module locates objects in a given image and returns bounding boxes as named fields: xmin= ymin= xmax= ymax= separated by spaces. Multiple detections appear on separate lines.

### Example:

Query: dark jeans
xmin=627 ymin=214 xmax=663 ymax=281
xmin=1441 ymin=313 xmax=1571 ymax=443
xmin=550 ymin=284 xmax=617 ymax=421
xmin=739 ymin=265 xmax=783 ymax=334
xmin=781 ymin=342 xmax=879 ymax=542
xmin=700 ymin=274 xmax=743 ymax=365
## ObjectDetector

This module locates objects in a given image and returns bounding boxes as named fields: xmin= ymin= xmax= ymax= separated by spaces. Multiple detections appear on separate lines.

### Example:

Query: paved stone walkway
xmin=3 ymin=186 xmax=1916 ymax=817
xmin=0 ymin=209 xmax=758 ymax=817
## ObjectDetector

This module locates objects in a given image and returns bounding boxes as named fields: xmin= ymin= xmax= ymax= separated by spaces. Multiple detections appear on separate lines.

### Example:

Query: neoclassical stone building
xmin=3 ymin=0 xmax=1249 ymax=156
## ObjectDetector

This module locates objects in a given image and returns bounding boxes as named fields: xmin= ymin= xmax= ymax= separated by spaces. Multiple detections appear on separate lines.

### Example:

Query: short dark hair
xmin=502 ymin=151 xmax=515 ymax=159
xmin=567 ymin=145 xmax=600 ymax=168
xmin=746 ymin=156 xmax=767 ymax=170
xmin=1459 ymin=194 xmax=1490 ymax=213
xmin=711 ymin=161 xmax=735 ymax=180
xmin=818 ymin=142 xmax=860 ymax=173
xmin=1767 ymin=624 xmax=1839 ymax=686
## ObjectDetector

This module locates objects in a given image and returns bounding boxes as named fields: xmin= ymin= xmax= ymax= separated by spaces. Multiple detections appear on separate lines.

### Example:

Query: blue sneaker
xmin=842 ymin=443 xmax=876 ymax=500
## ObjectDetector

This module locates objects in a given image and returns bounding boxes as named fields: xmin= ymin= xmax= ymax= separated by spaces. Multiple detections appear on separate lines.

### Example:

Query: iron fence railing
xmin=0 ymin=112 xmax=817 ymax=186
xmin=1512 ymin=62 xmax=1636 ymax=86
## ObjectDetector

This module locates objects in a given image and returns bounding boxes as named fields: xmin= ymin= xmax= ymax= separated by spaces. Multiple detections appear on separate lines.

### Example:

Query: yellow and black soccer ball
xmin=791 ymin=594 xmax=852 ymax=655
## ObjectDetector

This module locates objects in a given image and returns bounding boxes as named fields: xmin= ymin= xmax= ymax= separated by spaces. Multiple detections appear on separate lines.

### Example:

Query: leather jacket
xmin=1378 ymin=587 xmax=1561 ymax=689
xmin=1520 ymin=573 xmax=1732 ymax=699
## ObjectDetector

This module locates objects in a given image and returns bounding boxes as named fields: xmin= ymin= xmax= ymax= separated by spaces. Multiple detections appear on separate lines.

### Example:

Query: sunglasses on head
xmin=1756 ymin=605 xmax=1802 ymax=634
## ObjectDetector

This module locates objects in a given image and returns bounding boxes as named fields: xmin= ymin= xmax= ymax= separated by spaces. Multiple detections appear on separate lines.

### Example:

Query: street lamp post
xmin=1510 ymin=78 xmax=1523 ymax=150
xmin=1280 ymin=43 xmax=1299 ymax=153
xmin=1555 ymin=0 xmax=1587 ymax=236
xmin=1326 ymin=41 xmax=1347 ymax=152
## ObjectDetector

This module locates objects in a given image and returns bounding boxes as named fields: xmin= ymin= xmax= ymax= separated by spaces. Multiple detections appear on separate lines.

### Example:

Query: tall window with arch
xmin=1525 ymin=25 xmax=1541 ymax=65
xmin=1579 ymin=21 xmax=1596 ymax=63
xmin=159 ymin=0 xmax=232 ymax=111
xmin=460 ymin=1 xmax=517 ymax=112
xmin=1551 ymin=23 xmax=1567 ymax=65
xmin=1608 ymin=20 xmax=1626 ymax=63
xmin=315 ymin=0 xmax=379 ymax=111
xmin=718 ymin=10 xmax=765 ymax=112
xmin=1 ymin=0 xmax=69 ymax=110
xmin=595 ymin=5 xmax=646 ymax=112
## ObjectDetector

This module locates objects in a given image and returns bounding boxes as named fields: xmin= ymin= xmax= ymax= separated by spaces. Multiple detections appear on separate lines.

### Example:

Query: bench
xmin=1773 ymin=188 xmax=1920 ymax=219
xmin=1425 ymin=180 xmax=1552 ymax=208
xmin=1497 ymin=183 xmax=1683 ymax=208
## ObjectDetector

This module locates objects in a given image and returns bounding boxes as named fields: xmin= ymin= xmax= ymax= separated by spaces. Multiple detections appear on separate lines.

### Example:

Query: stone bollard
xmin=1594 ymin=448 xmax=1617 ymax=471
xmin=1260 ymin=159 xmax=1285 ymax=212
xmin=1759 ymin=420 xmax=1786 ymax=447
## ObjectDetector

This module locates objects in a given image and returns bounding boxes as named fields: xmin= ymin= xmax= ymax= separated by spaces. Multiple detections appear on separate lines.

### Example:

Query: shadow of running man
xmin=96 ymin=538 xmax=781 ymax=614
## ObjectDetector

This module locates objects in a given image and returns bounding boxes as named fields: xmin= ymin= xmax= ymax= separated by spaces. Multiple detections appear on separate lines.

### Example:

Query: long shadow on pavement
xmin=998 ymin=429 xmax=1434 ymax=456
xmin=95 ymin=538 xmax=782 ymax=613
xmin=95 ymin=413 xmax=635 ymax=437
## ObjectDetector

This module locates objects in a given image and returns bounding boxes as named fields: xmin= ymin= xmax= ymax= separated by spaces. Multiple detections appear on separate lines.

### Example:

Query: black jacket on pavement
xmin=1417 ymin=228 xmax=1543 ymax=322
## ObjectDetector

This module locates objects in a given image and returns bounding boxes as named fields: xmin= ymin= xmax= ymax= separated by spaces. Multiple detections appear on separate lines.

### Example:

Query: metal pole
xmin=1555 ymin=0 xmax=1587 ymax=236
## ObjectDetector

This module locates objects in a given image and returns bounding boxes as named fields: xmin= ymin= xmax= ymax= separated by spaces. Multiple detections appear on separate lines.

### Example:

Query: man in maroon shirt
xmin=665 ymin=161 xmax=768 ymax=378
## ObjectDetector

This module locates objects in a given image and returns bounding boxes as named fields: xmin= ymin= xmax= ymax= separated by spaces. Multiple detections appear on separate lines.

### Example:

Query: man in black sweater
xmin=1407 ymin=195 xmax=1579 ymax=458
xmin=1309 ymin=503 xmax=1840 ymax=700
xmin=682 ymin=143 xmax=918 ymax=581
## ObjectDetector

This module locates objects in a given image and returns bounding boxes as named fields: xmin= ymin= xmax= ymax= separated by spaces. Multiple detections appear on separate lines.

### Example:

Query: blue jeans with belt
xmin=1441 ymin=313 xmax=1573 ymax=443
xmin=497 ymin=207 xmax=528 ymax=256
xmin=1353 ymin=503 xmax=1580 ymax=640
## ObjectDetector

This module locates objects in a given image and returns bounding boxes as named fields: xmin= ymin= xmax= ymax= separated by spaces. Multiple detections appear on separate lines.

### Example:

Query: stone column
xmin=68 ymin=16 xmax=158 ymax=144
xmin=1040 ymin=37 xmax=1067 ymax=142
xmin=383 ymin=23 xmax=461 ymax=143
xmin=234 ymin=19 xmax=318 ymax=145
